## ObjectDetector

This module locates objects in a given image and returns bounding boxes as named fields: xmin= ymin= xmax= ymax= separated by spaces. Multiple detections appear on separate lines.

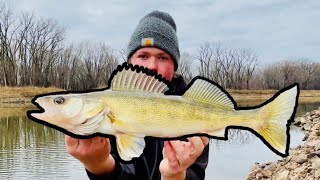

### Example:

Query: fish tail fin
xmin=255 ymin=84 xmax=299 ymax=156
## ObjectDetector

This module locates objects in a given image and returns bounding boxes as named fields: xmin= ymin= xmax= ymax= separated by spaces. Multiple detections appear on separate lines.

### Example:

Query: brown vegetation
xmin=0 ymin=86 xmax=319 ymax=108
xmin=0 ymin=3 xmax=119 ymax=90
xmin=0 ymin=86 xmax=62 ymax=108
xmin=0 ymin=3 xmax=319 ymax=92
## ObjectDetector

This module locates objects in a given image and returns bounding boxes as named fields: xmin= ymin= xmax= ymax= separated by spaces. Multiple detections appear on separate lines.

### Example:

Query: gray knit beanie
xmin=127 ymin=11 xmax=180 ymax=71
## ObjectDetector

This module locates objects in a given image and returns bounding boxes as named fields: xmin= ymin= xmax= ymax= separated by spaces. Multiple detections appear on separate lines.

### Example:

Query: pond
xmin=0 ymin=102 xmax=319 ymax=180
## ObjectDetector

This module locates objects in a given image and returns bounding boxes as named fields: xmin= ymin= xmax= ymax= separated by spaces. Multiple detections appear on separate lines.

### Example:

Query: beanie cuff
xmin=127 ymin=31 xmax=180 ymax=71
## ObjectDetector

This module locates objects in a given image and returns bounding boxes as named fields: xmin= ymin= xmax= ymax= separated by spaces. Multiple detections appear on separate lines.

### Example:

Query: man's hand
xmin=160 ymin=136 xmax=209 ymax=180
xmin=65 ymin=135 xmax=115 ymax=175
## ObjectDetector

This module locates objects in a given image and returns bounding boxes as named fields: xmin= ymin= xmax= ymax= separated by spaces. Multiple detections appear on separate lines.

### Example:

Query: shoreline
xmin=0 ymin=86 xmax=63 ymax=108
xmin=246 ymin=107 xmax=320 ymax=180
xmin=1 ymin=87 xmax=320 ymax=108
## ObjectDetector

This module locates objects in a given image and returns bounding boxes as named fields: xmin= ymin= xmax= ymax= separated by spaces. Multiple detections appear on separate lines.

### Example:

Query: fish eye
xmin=54 ymin=97 xmax=65 ymax=105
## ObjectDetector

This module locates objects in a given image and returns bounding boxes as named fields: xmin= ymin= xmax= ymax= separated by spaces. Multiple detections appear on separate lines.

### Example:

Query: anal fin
xmin=116 ymin=134 xmax=145 ymax=161
xmin=208 ymin=128 xmax=226 ymax=138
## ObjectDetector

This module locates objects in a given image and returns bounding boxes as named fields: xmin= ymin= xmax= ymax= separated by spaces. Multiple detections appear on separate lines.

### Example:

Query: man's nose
xmin=145 ymin=58 xmax=158 ymax=72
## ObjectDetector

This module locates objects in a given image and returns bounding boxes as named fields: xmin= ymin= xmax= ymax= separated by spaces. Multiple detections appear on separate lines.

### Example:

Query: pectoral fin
xmin=106 ymin=111 xmax=116 ymax=123
xmin=115 ymin=134 xmax=145 ymax=161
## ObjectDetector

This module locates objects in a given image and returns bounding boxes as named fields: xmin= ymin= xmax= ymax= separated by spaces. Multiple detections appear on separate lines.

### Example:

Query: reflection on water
xmin=0 ymin=102 xmax=319 ymax=179
xmin=0 ymin=116 xmax=86 ymax=179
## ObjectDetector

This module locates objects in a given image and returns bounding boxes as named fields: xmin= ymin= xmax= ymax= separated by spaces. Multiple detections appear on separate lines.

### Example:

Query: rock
xmin=250 ymin=163 xmax=260 ymax=170
xmin=297 ymin=158 xmax=308 ymax=164
xmin=262 ymin=170 xmax=272 ymax=177
xmin=315 ymin=169 xmax=320 ymax=179
xmin=286 ymin=162 xmax=298 ymax=170
xmin=289 ymin=174 xmax=300 ymax=180
xmin=316 ymin=143 xmax=320 ymax=151
xmin=311 ymin=156 xmax=320 ymax=169
xmin=300 ymin=117 xmax=307 ymax=124
xmin=293 ymin=120 xmax=301 ymax=126
xmin=294 ymin=154 xmax=308 ymax=164
xmin=274 ymin=170 xmax=289 ymax=180
xmin=303 ymin=123 xmax=312 ymax=131
xmin=306 ymin=167 xmax=313 ymax=173
xmin=247 ymin=168 xmax=261 ymax=179
xmin=307 ymin=150 xmax=320 ymax=158
xmin=265 ymin=163 xmax=276 ymax=171
xmin=255 ymin=172 xmax=263 ymax=179
xmin=306 ymin=140 xmax=320 ymax=147
xmin=246 ymin=171 xmax=256 ymax=180
xmin=303 ymin=133 xmax=309 ymax=141
xmin=293 ymin=166 xmax=306 ymax=174
xmin=314 ymin=118 xmax=320 ymax=124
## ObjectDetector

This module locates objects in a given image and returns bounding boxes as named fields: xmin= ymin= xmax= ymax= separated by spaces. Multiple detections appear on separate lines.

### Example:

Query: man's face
xmin=130 ymin=47 xmax=175 ymax=82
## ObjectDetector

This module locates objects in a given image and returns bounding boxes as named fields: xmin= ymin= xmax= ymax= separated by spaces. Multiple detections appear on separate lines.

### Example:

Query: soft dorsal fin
xmin=182 ymin=78 xmax=234 ymax=109
xmin=110 ymin=63 xmax=170 ymax=94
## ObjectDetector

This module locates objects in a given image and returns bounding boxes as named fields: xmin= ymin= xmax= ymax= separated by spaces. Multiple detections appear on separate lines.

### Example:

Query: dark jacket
xmin=86 ymin=76 xmax=209 ymax=180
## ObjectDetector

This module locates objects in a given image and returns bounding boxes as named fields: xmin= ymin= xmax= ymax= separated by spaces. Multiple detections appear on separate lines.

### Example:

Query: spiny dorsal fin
xmin=110 ymin=63 xmax=170 ymax=93
xmin=182 ymin=78 xmax=234 ymax=109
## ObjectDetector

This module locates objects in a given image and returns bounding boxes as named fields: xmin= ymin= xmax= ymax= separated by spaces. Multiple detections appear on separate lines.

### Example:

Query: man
xmin=65 ymin=11 xmax=209 ymax=180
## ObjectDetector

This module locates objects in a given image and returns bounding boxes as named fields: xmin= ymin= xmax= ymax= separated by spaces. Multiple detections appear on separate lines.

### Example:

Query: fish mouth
xmin=29 ymin=111 xmax=46 ymax=121
xmin=28 ymin=97 xmax=58 ymax=123
xmin=28 ymin=98 xmax=49 ymax=122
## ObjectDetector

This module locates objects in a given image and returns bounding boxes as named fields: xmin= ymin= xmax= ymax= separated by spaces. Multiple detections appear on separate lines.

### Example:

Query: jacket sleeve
xmin=86 ymin=154 xmax=137 ymax=180
xmin=185 ymin=144 xmax=209 ymax=180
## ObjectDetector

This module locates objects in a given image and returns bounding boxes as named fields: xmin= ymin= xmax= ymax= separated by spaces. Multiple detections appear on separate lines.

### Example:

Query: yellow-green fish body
xmin=29 ymin=63 xmax=299 ymax=161
xmin=94 ymin=91 xmax=257 ymax=137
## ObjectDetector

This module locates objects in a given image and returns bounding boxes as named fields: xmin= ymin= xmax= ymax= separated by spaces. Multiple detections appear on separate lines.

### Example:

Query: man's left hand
xmin=160 ymin=136 xmax=209 ymax=180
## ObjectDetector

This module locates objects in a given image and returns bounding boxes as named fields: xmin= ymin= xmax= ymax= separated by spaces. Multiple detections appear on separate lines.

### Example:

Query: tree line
xmin=0 ymin=3 xmax=319 ymax=90
xmin=0 ymin=3 xmax=119 ymax=90
xmin=178 ymin=42 xmax=320 ymax=90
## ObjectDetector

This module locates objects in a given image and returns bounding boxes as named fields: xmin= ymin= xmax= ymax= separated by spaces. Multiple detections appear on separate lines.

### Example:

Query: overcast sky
xmin=3 ymin=0 xmax=320 ymax=64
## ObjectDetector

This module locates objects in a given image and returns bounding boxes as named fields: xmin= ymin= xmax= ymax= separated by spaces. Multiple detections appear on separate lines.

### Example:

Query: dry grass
xmin=0 ymin=86 xmax=64 ymax=108
xmin=1 ymin=86 xmax=318 ymax=99
xmin=0 ymin=107 xmax=31 ymax=117
xmin=0 ymin=86 xmax=319 ymax=108
xmin=0 ymin=86 xmax=64 ymax=98
xmin=228 ymin=89 xmax=320 ymax=101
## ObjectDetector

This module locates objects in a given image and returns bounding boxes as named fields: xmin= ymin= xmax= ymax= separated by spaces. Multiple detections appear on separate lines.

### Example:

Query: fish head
xmin=30 ymin=94 xmax=86 ymax=132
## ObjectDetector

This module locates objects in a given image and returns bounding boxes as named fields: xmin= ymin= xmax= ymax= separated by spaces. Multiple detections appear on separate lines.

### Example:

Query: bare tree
xmin=0 ymin=3 xmax=19 ymax=86
xmin=243 ymin=49 xmax=258 ymax=89
xmin=195 ymin=42 xmax=258 ymax=89
xmin=177 ymin=52 xmax=194 ymax=83
xmin=296 ymin=59 xmax=315 ymax=89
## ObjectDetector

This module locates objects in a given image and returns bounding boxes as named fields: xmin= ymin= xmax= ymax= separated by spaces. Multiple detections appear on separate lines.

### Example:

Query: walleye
xmin=27 ymin=63 xmax=299 ymax=162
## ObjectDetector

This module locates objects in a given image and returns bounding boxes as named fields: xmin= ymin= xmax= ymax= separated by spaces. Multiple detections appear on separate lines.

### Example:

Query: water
xmin=206 ymin=128 xmax=303 ymax=180
xmin=0 ymin=102 xmax=319 ymax=180
xmin=0 ymin=116 xmax=86 ymax=180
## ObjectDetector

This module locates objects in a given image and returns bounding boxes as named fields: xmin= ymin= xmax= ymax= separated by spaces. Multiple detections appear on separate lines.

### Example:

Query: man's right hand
xmin=65 ymin=135 xmax=116 ymax=175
